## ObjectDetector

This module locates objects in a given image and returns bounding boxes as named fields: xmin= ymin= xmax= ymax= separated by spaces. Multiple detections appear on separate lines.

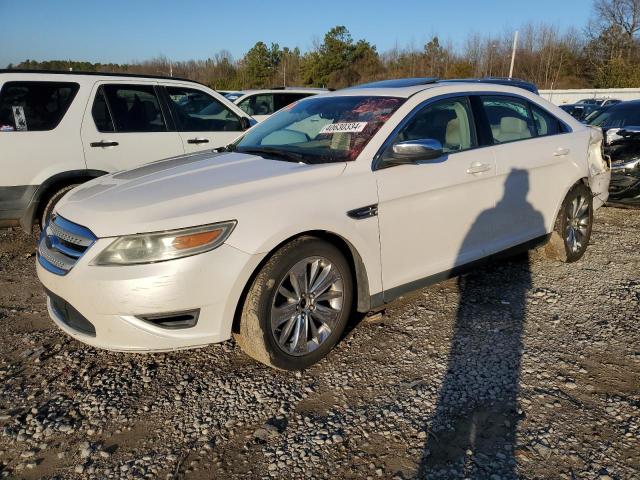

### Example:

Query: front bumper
xmin=37 ymin=239 xmax=264 ymax=352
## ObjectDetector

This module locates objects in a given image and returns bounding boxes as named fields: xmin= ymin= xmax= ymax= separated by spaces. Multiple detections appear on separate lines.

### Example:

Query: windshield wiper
xmin=215 ymin=143 xmax=237 ymax=152
xmin=236 ymin=147 xmax=308 ymax=164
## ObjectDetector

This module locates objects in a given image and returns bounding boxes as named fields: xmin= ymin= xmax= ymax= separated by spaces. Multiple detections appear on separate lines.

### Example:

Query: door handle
xmin=466 ymin=162 xmax=492 ymax=174
xmin=90 ymin=141 xmax=119 ymax=148
xmin=187 ymin=138 xmax=210 ymax=144
xmin=553 ymin=148 xmax=570 ymax=157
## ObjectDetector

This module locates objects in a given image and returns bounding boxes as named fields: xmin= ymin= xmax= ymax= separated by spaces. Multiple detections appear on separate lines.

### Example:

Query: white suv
xmin=0 ymin=70 xmax=254 ymax=230
xmin=36 ymin=78 xmax=610 ymax=370
xmin=234 ymin=88 xmax=328 ymax=122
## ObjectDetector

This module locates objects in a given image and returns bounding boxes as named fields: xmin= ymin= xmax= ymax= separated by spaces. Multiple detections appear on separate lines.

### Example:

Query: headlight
xmin=91 ymin=221 xmax=236 ymax=266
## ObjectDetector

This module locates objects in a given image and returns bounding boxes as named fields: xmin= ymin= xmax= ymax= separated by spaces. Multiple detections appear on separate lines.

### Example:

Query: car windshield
xmin=588 ymin=104 xmax=640 ymax=128
xmin=235 ymin=95 xmax=405 ymax=163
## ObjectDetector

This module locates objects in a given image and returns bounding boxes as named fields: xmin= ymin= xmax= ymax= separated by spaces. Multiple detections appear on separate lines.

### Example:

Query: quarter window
xmin=166 ymin=87 xmax=242 ymax=132
xmin=530 ymin=104 xmax=562 ymax=136
xmin=480 ymin=96 xmax=536 ymax=144
xmin=0 ymin=81 xmax=79 ymax=132
xmin=101 ymin=84 xmax=166 ymax=133
xmin=393 ymin=97 xmax=476 ymax=154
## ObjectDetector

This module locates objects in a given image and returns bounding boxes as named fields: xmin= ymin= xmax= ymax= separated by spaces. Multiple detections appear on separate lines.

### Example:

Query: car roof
xmin=0 ymin=69 xmax=207 ymax=87
xmin=239 ymin=87 xmax=328 ymax=94
xmin=349 ymin=77 xmax=539 ymax=94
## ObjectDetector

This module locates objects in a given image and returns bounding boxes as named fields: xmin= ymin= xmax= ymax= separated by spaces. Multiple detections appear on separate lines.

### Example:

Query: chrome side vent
xmin=38 ymin=215 xmax=96 ymax=275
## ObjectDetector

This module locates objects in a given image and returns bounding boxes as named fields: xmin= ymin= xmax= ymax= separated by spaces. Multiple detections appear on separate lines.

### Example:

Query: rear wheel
xmin=234 ymin=237 xmax=353 ymax=370
xmin=545 ymin=182 xmax=593 ymax=263
xmin=39 ymin=184 xmax=79 ymax=230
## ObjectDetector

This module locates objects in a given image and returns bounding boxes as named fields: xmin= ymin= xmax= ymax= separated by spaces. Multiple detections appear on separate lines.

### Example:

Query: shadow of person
xmin=418 ymin=169 xmax=545 ymax=479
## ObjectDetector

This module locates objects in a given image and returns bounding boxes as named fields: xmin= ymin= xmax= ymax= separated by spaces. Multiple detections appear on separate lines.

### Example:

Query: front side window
xmin=480 ymin=96 xmax=536 ymax=144
xmin=236 ymin=95 xmax=404 ymax=163
xmin=238 ymin=94 xmax=275 ymax=116
xmin=101 ymin=84 xmax=166 ymax=133
xmin=530 ymin=104 xmax=562 ymax=136
xmin=392 ymin=97 xmax=475 ymax=154
xmin=0 ymin=81 xmax=79 ymax=132
xmin=166 ymin=87 xmax=242 ymax=132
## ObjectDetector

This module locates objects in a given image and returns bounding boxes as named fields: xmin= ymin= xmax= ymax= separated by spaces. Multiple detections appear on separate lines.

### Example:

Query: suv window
xmin=393 ymin=97 xmax=476 ymax=154
xmin=530 ymin=104 xmax=562 ymax=136
xmin=0 ymin=81 xmax=79 ymax=132
xmin=480 ymin=96 xmax=535 ymax=144
xmin=238 ymin=94 xmax=275 ymax=116
xmin=91 ymin=87 xmax=115 ymax=132
xmin=166 ymin=86 xmax=242 ymax=132
xmin=101 ymin=84 xmax=166 ymax=133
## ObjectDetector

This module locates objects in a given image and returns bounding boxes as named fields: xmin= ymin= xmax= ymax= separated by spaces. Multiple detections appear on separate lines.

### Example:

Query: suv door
xmin=375 ymin=96 xmax=500 ymax=295
xmin=81 ymin=82 xmax=184 ymax=172
xmin=164 ymin=86 xmax=245 ymax=152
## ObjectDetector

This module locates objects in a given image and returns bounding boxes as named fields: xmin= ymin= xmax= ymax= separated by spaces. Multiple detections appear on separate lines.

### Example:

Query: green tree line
xmin=7 ymin=1 xmax=640 ymax=90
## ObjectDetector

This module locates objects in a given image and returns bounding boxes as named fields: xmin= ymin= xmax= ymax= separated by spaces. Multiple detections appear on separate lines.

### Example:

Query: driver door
xmin=375 ymin=96 xmax=501 ymax=296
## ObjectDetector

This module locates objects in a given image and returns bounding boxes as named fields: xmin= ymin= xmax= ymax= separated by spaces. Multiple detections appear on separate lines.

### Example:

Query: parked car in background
xmin=219 ymin=90 xmax=244 ymax=102
xmin=37 ymin=79 xmax=609 ymax=370
xmin=234 ymin=87 xmax=328 ymax=122
xmin=561 ymin=98 xmax=622 ymax=122
xmin=588 ymin=100 xmax=640 ymax=206
xmin=577 ymin=98 xmax=621 ymax=107
xmin=0 ymin=70 xmax=255 ymax=230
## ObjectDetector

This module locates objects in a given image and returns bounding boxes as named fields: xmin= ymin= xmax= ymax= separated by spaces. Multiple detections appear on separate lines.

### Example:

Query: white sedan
xmin=37 ymin=78 xmax=610 ymax=370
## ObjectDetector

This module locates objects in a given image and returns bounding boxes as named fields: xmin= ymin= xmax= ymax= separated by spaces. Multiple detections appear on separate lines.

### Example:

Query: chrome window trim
xmin=372 ymin=90 xmax=573 ymax=171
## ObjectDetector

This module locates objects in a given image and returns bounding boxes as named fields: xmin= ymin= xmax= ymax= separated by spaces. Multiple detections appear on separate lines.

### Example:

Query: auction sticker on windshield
xmin=319 ymin=122 xmax=368 ymax=134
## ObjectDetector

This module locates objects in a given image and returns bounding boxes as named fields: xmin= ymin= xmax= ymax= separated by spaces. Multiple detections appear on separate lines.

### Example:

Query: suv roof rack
xmin=0 ymin=69 xmax=205 ymax=86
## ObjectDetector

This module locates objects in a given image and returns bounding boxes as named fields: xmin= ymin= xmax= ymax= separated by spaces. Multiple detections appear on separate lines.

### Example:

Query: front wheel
xmin=545 ymin=182 xmax=593 ymax=263
xmin=234 ymin=237 xmax=353 ymax=370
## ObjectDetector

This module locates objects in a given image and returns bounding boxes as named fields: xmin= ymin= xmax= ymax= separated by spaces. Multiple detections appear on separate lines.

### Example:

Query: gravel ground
xmin=0 ymin=207 xmax=638 ymax=480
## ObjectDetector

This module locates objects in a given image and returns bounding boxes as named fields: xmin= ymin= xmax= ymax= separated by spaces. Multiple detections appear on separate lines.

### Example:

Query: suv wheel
xmin=545 ymin=182 xmax=593 ymax=263
xmin=234 ymin=237 xmax=353 ymax=370
xmin=39 ymin=184 xmax=79 ymax=230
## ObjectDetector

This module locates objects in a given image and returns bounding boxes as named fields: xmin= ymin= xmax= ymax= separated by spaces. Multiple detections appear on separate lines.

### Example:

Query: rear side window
xmin=0 ymin=81 xmax=79 ymax=132
xmin=101 ymin=84 xmax=166 ymax=133
xmin=480 ymin=96 xmax=536 ymax=144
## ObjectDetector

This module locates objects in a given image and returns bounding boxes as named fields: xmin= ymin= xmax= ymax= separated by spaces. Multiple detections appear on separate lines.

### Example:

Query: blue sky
xmin=0 ymin=0 xmax=593 ymax=67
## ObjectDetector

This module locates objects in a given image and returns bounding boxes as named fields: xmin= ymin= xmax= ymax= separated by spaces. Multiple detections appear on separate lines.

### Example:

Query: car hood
xmin=57 ymin=151 xmax=346 ymax=238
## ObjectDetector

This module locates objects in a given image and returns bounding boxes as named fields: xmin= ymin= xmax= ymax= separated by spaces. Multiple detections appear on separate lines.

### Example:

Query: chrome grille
xmin=38 ymin=215 xmax=96 ymax=275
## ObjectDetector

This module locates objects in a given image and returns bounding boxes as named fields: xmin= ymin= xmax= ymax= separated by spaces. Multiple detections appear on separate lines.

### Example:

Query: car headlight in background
xmin=91 ymin=221 xmax=237 ymax=266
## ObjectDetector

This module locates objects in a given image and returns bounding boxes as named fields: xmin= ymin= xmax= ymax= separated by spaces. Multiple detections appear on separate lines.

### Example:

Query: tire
xmin=234 ymin=236 xmax=353 ymax=370
xmin=39 ymin=184 xmax=79 ymax=230
xmin=544 ymin=182 xmax=593 ymax=263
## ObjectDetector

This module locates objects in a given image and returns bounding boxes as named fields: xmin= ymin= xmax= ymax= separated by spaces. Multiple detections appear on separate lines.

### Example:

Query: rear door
xmin=81 ymin=82 xmax=184 ymax=173
xmin=476 ymin=95 xmax=582 ymax=249
xmin=164 ymin=85 xmax=246 ymax=152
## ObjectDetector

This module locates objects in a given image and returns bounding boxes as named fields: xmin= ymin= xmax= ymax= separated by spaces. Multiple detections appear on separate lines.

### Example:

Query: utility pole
xmin=509 ymin=30 xmax=519 ymax=78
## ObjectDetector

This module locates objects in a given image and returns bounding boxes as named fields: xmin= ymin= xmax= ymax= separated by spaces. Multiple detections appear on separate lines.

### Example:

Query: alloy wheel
xmin=565 ymin=193 xmax=590 ymax=253
xmin=270 ymin=256 xmax=344 ymax=356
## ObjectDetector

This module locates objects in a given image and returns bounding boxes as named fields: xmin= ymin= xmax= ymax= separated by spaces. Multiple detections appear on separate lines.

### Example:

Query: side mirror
xmin=240 ymin=116 xmax=256 ymax=131
xmin=386 ymin=139 xmax=444 ymax=164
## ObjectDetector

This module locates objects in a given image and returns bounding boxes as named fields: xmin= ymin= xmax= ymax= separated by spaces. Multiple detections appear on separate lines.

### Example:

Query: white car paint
xmin=37 ymin=81 xmax=610 ymax=353
xmin=0 ymin=71 xmax=252 ymax=229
